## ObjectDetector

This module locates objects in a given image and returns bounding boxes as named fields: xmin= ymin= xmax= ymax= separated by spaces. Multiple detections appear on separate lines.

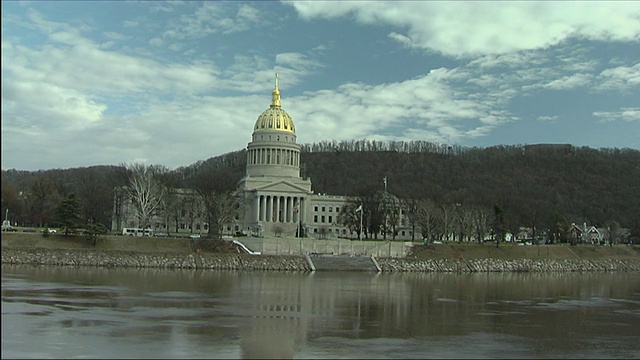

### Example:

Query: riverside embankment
xmin=2 ymin=233 xmax=640 ymax=272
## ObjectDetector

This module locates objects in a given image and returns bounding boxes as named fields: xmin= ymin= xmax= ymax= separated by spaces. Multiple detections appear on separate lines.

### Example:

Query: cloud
xmin=538 ymin=115 xmax=559 ymax=122
xmin=288 ymin=67 xmax=514 ymax=146
xmin=3 ymin=28 xmax=221 ymax=97
xmin=163 ymin=2 xmax=263 ymax=39
xmin=538 ymin=73 xmax=593 ymax=90
xmin=593 ymin=108 xmax=640 ymax=123
xmin=595 ymin=62 xmax=640 ymax=92
xmin=286 ymin=1 xmax=640 ymax=57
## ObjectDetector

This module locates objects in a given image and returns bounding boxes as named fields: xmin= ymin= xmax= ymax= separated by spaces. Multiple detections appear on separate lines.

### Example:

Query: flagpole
xmin=359 ymin=205 xmax=363 ymax=241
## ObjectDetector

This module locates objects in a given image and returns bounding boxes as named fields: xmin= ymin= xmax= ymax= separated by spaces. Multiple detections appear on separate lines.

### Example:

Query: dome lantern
xmin=270 ymin=73 xmax=281 ymax=108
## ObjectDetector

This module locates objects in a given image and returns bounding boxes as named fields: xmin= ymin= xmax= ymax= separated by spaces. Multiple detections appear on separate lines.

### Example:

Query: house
xmin=570 ymin=223 xmax=603 ymax=244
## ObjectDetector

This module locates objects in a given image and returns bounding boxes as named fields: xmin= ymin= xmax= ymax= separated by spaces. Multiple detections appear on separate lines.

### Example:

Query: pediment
xmin=253 ymin=179 xmax=311 ymax=194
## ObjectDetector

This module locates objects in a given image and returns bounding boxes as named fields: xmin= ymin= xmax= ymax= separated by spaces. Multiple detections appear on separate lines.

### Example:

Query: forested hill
xmin=2 ymin=141 xmax=639 ymax=231
xmin=299 ymin=141 xmax=640 ymax=229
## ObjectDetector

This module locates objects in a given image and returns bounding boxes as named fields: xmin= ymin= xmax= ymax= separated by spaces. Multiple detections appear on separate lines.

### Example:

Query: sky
xmin=2 ymin=1 xmax=639 ymax=171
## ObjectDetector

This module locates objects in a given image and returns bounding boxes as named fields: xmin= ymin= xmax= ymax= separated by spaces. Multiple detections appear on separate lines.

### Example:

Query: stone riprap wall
xmin=1 ymin=248 xmax=310 ymax=271
xmin=3 ymin=247 xmax=640 ymax=272
xmin=260 ymin=237 xmax=413 ymax=257
xmin=378 ymin=257 xmax=640 ymax=272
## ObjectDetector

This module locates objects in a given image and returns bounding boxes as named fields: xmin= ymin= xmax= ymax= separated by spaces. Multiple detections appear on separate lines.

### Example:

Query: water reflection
xmin=2 ymin=265 xmax=640 ymax=359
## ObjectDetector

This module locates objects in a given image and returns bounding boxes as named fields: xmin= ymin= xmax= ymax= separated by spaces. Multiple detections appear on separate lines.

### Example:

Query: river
xmin=2 ymin=265 xmax=639 ymax=359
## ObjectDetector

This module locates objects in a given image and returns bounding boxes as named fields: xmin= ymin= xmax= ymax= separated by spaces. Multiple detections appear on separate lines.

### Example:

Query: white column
xmin=275 ymin=196 xmax=281 ymax=222
xmin=254 ymin=194 xmax=259 ymax=223
xmin=300 ymin=197 xmax=305 ymax=224
xmin=266 ymin=196 xmax=272 ymax=222
xmin=289 ymin=196 xmax=294 ymax=222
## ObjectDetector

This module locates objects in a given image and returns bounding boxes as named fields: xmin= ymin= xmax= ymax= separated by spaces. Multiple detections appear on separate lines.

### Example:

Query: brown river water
xmin=2 ymin=265 xmax=639 ymax=359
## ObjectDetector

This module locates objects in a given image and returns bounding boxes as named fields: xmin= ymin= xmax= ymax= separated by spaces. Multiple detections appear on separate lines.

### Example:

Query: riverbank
xmin=2 ymin=233 xmax=640 ymax=272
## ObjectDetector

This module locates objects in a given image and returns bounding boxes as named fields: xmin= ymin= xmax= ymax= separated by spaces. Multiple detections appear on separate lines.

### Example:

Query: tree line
xmin=2 ymin=140 xmax=639 ymax=242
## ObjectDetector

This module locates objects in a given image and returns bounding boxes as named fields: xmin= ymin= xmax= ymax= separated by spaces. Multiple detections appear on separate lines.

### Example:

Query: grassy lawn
xmin=3 ymin=232 xmax=639 ymax=259
xmin=409 ymin=242 xmax=640 ymax=260
xmin=2 ymin=232 xmax=195 ymax=253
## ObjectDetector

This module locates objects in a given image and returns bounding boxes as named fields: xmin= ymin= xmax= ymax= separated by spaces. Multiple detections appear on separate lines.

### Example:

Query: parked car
xmin=22 ymin=228 xmax=37 ymax=233
xmin=154 ymin=233 xmax=169 ymax=238
xmin=189 ymin=234 xmax=201 ymax=239
xmin=2 ymin=226 xmax=18 ymax=232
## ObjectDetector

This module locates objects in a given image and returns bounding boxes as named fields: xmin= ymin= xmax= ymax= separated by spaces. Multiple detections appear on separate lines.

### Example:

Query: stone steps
xmin=309 ymin=255 xmax=380 ymax=272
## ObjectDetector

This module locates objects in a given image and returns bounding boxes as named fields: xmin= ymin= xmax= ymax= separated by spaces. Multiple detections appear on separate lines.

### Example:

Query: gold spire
xmin=270 ymin=73 xmax=281 ymax=108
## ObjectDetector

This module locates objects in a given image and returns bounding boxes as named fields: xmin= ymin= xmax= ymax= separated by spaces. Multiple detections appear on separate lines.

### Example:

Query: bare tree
xmin=118 ymin=163 xmax=167 ymax=230
xmin=416 ymin=199 xmax=438 ymax=244
xmin=200 ymin=191 xmax=236 ymax=238
xmin=472 ymin=206 xmax=491 ymax=244
xmin=189 ymin=163 xmax=238 ymax=239
xmin=337 ymin=198 xmax=362 ymax=238
xmin=23 ymin=173 xmax=61 ymax=228
xmin=454 ymin=205 xmax=475 ymax=243
xmin=439 ymin=204 xmax=456 ymax=243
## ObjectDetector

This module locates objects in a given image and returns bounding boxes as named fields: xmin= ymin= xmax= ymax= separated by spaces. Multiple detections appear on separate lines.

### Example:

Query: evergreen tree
xmin=84 ymin=220 xmax=108 ymax=246
xmin=56 ymin=194 xmax=83 ymax=235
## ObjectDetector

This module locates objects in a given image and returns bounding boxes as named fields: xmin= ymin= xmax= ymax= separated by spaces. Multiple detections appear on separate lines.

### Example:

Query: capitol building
xmin=113 ymin=75 xmax=415 ymax=241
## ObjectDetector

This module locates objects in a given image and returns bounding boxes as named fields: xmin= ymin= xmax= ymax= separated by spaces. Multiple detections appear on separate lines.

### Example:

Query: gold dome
xmin=253 ymin=74 xmax=296 ymax=134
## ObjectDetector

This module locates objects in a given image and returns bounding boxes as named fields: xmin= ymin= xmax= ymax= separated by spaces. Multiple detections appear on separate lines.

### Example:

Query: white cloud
xmin=539 ymin=73 xmax=593 ymax=90
xmin=593 ymin=108 xmax=640 ymax=123
xmin=287 ymin=1 xmax=640 ymax=58
xmin=288 ymin=68 xmax=513 ymax=146
xmin=3 ymin=32 xmax=221 ymax=96
xmin=538 ymin=115 xmax=558 ymax=122
xmin=163 ymin=2 xmax=263 ymax=39
xmin=595 ymin=63 xmax=640 ymax=92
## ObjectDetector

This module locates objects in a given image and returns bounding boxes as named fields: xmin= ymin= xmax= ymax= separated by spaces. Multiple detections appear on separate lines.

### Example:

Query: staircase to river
xmin=308 ymin=255 xmax=381 ymax=272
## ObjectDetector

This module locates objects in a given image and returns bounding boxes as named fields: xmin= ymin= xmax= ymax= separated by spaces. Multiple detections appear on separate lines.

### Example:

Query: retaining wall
xmin=1 ymin=248 xmax=309 ymax=271
xmin=2 ymin=247 xmax=640 ymax=272
xmin=260 ymin=237 xmax=412 ymax=257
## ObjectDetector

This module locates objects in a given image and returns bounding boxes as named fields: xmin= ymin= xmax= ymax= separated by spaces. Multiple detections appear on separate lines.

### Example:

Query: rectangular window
xmin=328 ymin=216 xmax=333 ymax=223
xmin=336 ymin=207 xmax=340 ymax=212
xmin=322 ymin=206 xmax=325 ymax=212
xmin=329 ymin=207 xmax=333 ymax=212
xmin=314 ymin=206 xmax=318 ymax=212
xmin=314 ymin=215 xmax=318 ymax=223
xmin=321 ymin=215 xmax=325 ymax=223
